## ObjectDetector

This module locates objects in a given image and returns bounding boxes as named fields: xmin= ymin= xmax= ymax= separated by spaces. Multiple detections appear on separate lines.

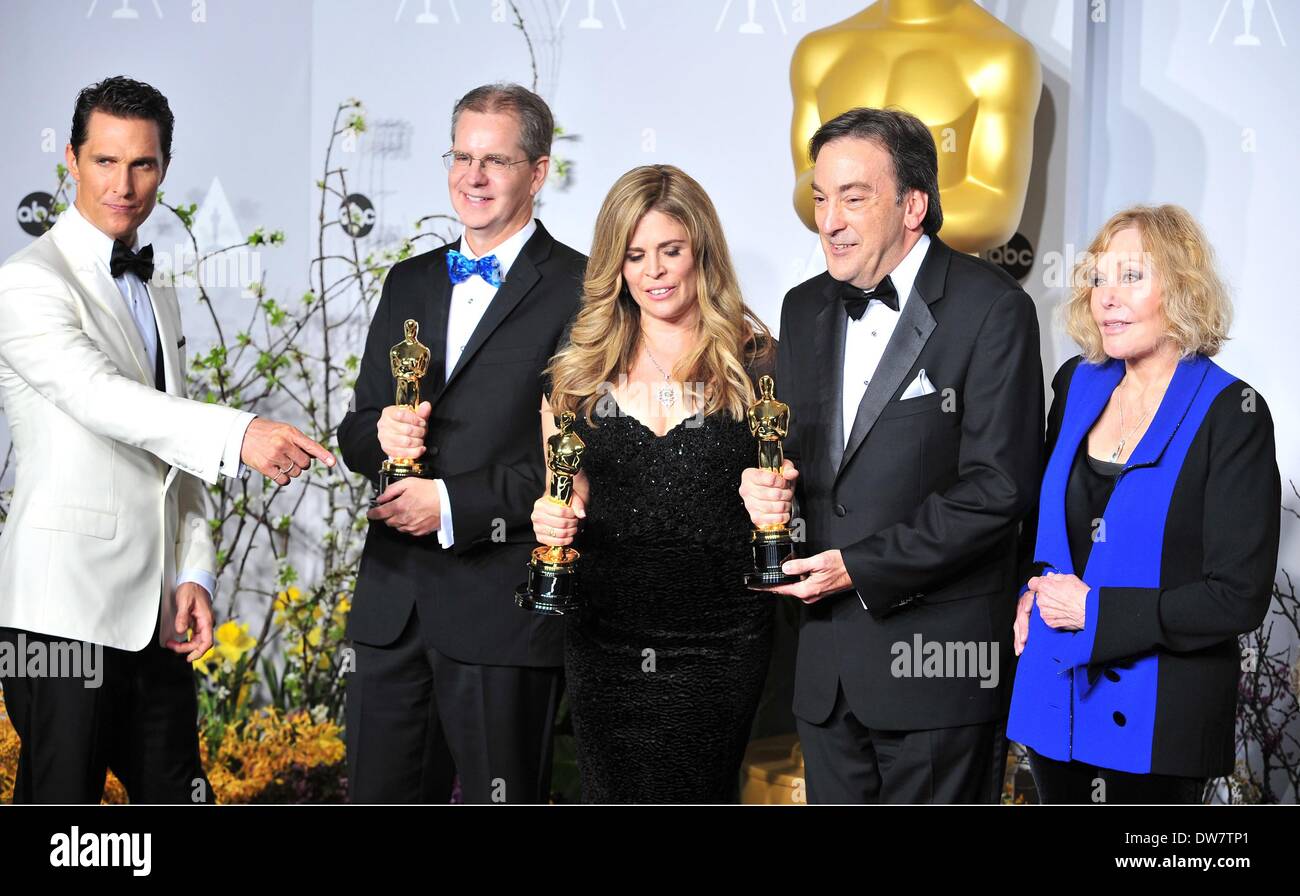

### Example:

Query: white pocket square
xmin=899 ymin=368 xmax=937 ymax=400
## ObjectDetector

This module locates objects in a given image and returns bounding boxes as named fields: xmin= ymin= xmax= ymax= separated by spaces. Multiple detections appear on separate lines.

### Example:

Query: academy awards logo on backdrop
xmin=394 ymin=0 xmax=462 ymax=25
xmin=191 ymin=176 xmax=243 ymax=252
xmin=984 ymin=232 xmax=1035 ymax=283
xmin=340 ymin=194 xmax=377 ymax=239
xmin=716 ymin=0 xmax=788 ymax=35
xmin=557 ymin=0 xmax=627 ymax=31
xmin=86 ymin=0 xmax=164 ymax=19
xmin=15 ymin=192 xmax=56 ymax=237
xmin=1210 ymin=0 xmax=1286 ymax=46
xmin=145 ymin=176 xmax=262 ymax=294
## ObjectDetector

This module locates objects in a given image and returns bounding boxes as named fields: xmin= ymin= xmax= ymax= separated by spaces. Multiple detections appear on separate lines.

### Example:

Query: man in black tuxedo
xmin=741 ymin=108 xmax=1042 ymax=803
xmin=337 ymin=83 xmax=585 ymax=803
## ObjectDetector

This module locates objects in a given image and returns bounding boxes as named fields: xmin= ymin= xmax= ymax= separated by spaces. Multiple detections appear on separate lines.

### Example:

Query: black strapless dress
xmin=564 ymin=400 xmax=774 ymax=803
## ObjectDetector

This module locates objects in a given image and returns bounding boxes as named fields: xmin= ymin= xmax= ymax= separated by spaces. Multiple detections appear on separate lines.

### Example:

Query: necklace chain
xmin=1111 ymin=375 xmax=1167 ymax=463
xmin=642 ymin=343 xmax=677 ymax=409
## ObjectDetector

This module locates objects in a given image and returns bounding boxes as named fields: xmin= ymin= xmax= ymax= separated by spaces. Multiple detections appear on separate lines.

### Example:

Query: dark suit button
xmin=427 ymin=446 xmax=440 ymax=458
xmin=834 ymin=504 xmax=847 ymax=517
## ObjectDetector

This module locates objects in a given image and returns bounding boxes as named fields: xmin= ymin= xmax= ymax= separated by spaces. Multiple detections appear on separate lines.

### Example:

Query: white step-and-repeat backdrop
xmin=1 ymin=0 xmax=1296 ymax=791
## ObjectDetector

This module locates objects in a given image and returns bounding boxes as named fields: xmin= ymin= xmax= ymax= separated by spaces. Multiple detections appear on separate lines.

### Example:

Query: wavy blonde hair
xmin=548 ymin=164 xmax=773 ymax=422
xmin=1065 ymin=204 xmax=1232 ymax=363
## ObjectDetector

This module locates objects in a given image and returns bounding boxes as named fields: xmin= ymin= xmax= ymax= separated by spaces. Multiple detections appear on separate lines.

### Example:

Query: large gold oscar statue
xmin=790 ymin=0 xmax=1041 ymax=253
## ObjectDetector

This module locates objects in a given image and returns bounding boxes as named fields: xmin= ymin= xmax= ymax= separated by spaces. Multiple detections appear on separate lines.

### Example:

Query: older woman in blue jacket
xmin=1007 ymin=205 xmax=1280 ymax=803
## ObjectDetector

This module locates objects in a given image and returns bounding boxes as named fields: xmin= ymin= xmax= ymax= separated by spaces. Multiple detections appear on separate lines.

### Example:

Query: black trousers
xmin=796 ymin=683 xmax=998 ymax=803
xmin=345 ymin=603 xmax=562 ymax=804
xmin=1027 ymin=748 xmax=1205 ymax=804
xmin=0 ymin=622 xmax=209 ymax=804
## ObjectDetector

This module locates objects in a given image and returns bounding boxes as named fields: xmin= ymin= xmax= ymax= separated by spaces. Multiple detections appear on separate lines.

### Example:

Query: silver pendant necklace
xmin=643 ymin=344 xmax=677 ymax=409
xmin=1111 ymin=378 xmax=1164 ymax=463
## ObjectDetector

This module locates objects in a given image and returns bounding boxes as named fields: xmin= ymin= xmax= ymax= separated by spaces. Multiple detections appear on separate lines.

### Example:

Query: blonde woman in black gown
xmin=533 ymin=165 xmax=777 ymax=802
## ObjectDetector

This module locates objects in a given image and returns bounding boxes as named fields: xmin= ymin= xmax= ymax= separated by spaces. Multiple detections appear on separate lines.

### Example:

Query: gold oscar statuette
xmin=746 ymin=375 xmax=800 ymax=586
xmin=376 ymin=319 xmax=430 ymax=498
xmin=515 ymin=411 xmax=587 ymax=615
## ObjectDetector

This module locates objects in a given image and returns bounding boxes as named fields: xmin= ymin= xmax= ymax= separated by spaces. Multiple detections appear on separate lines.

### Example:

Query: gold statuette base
xmin=745 ymin=526 xmax=800 ymax=587
xmin=373 ymin=458 xmax=426 ymax=506
xmin=514 ymin=545 xmax=581 ymax=616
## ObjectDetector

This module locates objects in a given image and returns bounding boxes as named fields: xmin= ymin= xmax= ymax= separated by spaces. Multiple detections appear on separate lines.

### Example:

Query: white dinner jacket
xmin=0 ymin=208 xmax=252 ymax=650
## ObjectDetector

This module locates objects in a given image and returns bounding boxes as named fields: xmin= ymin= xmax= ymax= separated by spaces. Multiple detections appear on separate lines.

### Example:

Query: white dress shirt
xmin=66 ymin=204 xmax=252 ymax=598
xmin=434 ymin=218 xmax=538 ymax=549
xmin=841 ymin=234 xmax=931 ymax=445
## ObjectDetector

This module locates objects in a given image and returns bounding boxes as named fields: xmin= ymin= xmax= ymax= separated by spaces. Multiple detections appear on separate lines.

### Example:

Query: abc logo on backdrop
xmin=16 ymin=192 xmax=56 ymax=236
xmin=984 ymin=232 xmax=1035 ymax=282
xmin=339 ymin=193 xmax=376 ymax=238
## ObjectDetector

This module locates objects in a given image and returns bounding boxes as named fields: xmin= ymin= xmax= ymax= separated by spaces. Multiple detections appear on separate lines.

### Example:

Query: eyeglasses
xmin=441 ymin=150 xmax=532 ymax=173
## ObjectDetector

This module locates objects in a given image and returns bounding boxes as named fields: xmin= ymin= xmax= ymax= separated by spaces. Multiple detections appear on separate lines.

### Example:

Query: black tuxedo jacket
xmin=337 ymin=221 xmax=585 ymax=667
xmin=778 ymin=235 xmax=1043 ymax=730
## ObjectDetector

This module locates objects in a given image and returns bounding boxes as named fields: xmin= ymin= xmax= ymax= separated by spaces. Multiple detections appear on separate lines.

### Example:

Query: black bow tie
xmin=839 ymin=275 xmax=898 ymax=319
xmin=110 ymin=240 xmax=154 ymax=282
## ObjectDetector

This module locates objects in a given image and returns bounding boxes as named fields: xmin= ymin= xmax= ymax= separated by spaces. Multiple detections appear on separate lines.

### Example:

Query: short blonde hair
xmin=1065 ymin=204 xmax=1232 ymax=363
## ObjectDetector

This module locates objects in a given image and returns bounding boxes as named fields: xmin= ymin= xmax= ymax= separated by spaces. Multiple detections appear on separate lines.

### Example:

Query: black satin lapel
xmin=814 ymin=296 xmax=848 ymax=475
xmin=425 ymin=250 xmax=452 ymax=398
xmin=838 ymin=288 xmax=937 ymax=480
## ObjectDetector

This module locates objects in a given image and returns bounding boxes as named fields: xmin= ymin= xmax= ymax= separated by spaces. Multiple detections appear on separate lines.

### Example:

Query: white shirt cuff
xmin=220 ymin=412 xmax=256 ymax=479
xmin=435 ymin=478 xmax=454 ymax=549
xmin=178 ymin=568 xmax=216 ymax=600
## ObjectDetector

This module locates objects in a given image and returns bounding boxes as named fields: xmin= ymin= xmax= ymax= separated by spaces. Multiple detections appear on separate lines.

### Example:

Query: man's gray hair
xmin=451 ymin=83 xmax=554 ymax=161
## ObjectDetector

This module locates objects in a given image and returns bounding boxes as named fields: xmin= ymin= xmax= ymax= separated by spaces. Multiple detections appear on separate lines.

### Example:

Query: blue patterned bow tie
xmin=446 ymin=249 xmax=503 ymax=287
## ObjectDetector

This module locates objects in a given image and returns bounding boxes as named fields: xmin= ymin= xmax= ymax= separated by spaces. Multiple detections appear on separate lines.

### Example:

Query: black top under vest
xmin=1065 ymin=441 xmax=1125 ymax=574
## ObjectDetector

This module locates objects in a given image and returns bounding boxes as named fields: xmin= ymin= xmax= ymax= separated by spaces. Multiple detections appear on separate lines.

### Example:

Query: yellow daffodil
xmin=193 ymin=645 xmax=219 ymax=677
xmin=215 ymin=620 xmax=257 ymax=664
xmin=273 ymin=586 xmax=303 ymax=613
xmin=293 ymin=626 xmax=324 ymax=660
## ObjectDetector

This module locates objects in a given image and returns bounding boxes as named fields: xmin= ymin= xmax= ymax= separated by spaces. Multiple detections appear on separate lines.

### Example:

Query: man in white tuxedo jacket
xmin=0 ymin=77 xmax=333 ymax=803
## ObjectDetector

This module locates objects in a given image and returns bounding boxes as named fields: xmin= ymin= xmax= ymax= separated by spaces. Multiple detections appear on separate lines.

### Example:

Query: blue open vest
xmin=1007 ymin=354 xmax=1234 ymax=773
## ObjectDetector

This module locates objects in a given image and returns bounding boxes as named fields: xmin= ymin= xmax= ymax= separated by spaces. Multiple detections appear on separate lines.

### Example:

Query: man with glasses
xmin=337 ymin=83 xmax=586 ymax=803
